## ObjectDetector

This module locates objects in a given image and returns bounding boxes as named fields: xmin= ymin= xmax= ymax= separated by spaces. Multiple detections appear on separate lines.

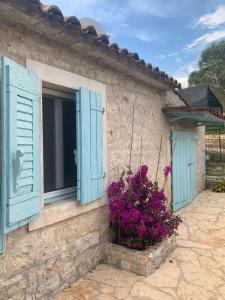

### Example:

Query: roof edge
xmin=162 ymin=106 xmax=225 ymax=121
xmin=0 ymin=0 xmax=181 ymax=91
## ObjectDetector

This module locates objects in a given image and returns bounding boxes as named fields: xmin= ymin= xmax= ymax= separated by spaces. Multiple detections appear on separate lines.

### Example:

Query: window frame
xmin=42 ymin=87 xmax=77 ymax=203
xmin=26 ymin=59 xmax=107 ymax=232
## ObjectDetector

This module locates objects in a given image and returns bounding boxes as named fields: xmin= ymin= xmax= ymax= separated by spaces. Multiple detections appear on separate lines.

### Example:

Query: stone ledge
xmin=103 ymin=236 xmax=176 ymax=276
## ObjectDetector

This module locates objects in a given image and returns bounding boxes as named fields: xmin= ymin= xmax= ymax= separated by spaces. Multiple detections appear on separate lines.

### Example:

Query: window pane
xmin=43 ymin=97 xmax=56 ymax=193
xmin=43 ymin=94 xmax=76 ymax=195
xmin=63 ymin=100 xmax=76 ymax=188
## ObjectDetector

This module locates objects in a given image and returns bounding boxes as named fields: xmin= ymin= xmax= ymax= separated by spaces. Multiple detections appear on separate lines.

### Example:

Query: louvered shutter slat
xmin=1 ymin=57 xmax=40 ymax=235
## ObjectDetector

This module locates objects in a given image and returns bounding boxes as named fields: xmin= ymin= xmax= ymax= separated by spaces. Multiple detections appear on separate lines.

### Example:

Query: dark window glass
xmin=43 ymin=95 xmax=76 ymax=193
xmin=63 ymin=101 xmax=76 ymax=188
xmin=43 ymin=97 xmax=56 ymax=193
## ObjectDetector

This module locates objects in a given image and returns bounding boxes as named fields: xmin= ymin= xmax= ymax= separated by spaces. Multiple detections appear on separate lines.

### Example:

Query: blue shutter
xmin=172 ymin=130 xmax=196 ymax=211
xmin=1 ymin=57 xmax=40 ymax=237
xmin=0 ymin=201 xmax=3 ymax=252
xmin=76 ymin=87 xmax=104 ymax=204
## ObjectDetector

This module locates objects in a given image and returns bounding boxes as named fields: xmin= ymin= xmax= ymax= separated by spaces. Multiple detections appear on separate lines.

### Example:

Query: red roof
xmin=1 ymin=0 xmax=182 ymax=90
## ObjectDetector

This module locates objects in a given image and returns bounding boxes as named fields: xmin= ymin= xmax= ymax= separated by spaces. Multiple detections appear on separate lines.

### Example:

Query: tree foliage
xmin=188 ymin=40 xmax=225 ymax=106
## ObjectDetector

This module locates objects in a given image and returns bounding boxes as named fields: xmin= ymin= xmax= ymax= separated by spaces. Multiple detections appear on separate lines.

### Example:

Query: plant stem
xmin=155 ymin=135 xmax=163 ymax=182
xmin=140 ymin=136 xmax=143 ymax=168
xmin=129 ymin=105 xmax=135 ymax=168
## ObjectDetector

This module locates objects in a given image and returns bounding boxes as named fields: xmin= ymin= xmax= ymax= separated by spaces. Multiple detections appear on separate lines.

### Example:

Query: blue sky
xmin=49 ymin=0 xmax=225 ymax=87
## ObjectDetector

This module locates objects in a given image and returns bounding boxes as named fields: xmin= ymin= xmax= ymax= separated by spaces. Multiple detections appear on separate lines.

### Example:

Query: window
xmin=1 ymin=57 xmax=106 ymax=250
xmin=42 ymin=88 xmax=76 ymax=203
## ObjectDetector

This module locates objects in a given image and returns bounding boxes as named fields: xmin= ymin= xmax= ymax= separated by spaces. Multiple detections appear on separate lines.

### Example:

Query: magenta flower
xmin=107 ymin=165 xmax=182 ymax=250
xmin=164 ymin=166 xmax=172 ymax=177
xmin=140 ymin=165 xmax=148 ymax=177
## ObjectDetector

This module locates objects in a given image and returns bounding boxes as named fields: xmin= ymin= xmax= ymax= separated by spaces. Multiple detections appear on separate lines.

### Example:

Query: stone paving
xmin=56 ymin=190 xmax=225 ymax=300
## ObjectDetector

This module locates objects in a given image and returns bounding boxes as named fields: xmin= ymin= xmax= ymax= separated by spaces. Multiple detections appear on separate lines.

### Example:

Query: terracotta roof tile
xmin=96 ymin=34 xmax=110 ymax=44
xmin=108 ymin=43 xmax=119 ymax=51
xmin=82 ymin=25 xmax=98 ymax=36
xmin=4 ymin=0 xmax=181 ymax=89
xmin=118 ymin=48 xmax=127 ymax=54
xmin=64 ymin=16 xmax=81 ymax=27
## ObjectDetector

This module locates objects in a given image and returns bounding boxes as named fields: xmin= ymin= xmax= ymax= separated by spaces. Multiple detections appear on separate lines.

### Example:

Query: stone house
xmin=0 ymin=1 xmax=225 ymax=299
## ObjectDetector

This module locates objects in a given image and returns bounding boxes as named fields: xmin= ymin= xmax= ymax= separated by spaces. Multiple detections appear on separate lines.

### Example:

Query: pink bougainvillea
xmin=164 ymin=166 xmax=172 ymax=177
xmin=108 ymin=165 xmax=182 ymax=250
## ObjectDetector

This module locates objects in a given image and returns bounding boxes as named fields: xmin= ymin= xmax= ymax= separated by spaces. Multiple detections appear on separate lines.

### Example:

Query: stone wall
xmin=0 ymin=207 xmax=109 ymax=300
xmin=0 ymin=19 xmax=205 ymax=299
xmin=196 ymin=126 xmax=206 ymax=193
xmin=103 ymin=236 xmax=176 ymax=276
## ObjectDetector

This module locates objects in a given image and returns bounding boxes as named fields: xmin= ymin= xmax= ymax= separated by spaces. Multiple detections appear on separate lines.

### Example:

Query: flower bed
xmin=103 ymin=236 xmax=176 ymax=276
xmin=108 ymin=165 xmax=181 ymax=250
xmin=105 ymin=165 xmax=181 ymax=275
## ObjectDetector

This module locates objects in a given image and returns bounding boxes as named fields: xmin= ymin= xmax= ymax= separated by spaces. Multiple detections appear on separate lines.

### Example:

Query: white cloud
xmin=175 ymin=76 xmax=188 ymax=88
xmin=52 ymin=0 xmax=105 ymax=15
xmin=186 ymin=30 xmax=225 ymax=50
xmin=52 ymin=0 xmax=134 ymax=41
xmin=129 ymin=0 xmax=166 ymax=17
xmin=168 ymin=52 xmax=179 ymax=57
xmin=129 ymin=0 xmax=191 ymax=18
xmin=135 ymin=31 xmax=152 ymax=42
xmin=176 ymin=57 xmax=182 ymax=63
xmin=157 ymin=52 xmax=179 ymax=59
xmin=173 ymin=60 xmax=198 ymax=88
xmin=157 ymin=54 xmax=166 ymax=59
xmin=196 ymin=5 xmax=225 ymax=28
xmin=95 ymin=7 xmax=129 ymax=24
xmin=185 ymin=61 xmax=198 ymax=73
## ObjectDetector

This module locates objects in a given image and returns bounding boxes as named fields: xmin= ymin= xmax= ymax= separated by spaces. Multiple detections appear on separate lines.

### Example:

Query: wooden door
xmin=172 ymin=130 xmax=196 ymax=211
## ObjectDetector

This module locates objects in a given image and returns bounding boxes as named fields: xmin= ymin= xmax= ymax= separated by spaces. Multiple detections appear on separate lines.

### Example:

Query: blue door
xmin=172 ymin=130 xmax=197 ymax=211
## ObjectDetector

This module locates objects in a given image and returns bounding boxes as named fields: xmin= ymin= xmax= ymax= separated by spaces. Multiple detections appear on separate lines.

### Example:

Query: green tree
xmin=188 ymin=40 xmax=225 ymax=107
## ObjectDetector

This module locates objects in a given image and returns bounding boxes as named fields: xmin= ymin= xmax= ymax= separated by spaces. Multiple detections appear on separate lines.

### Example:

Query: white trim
xmin=42 ymin=87 xmax=75 ymax=100
xmin=26 ymin=59 xmax=108 ymax=231
xmin=29 ymin=198 xmax=107 ymax=231
xmin=26 ymin=60 xmax=106 ymax=94
xmin=44 ymin=186 xmax=75 ymax=200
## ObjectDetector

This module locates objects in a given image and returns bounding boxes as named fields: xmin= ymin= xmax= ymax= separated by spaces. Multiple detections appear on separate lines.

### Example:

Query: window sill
xmin=29 ymin=197 xmax=107 ymax=231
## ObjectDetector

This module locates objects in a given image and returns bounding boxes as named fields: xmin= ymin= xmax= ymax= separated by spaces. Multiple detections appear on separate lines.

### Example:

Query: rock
xmin=114 ymin=287 xmax=130 ymax=299
xmin=181 ymin=264 xmax=223 ymax=290
xmin=219 ymin=285 xmax=225 ymax=295
xmin=131 ymin=281 xmax=173 ymax=300
xmin=177 ymin=240 xmax=212 ymax=250
xmin=55 ymin=279 xmax=98 ymax=300
xmin=143 ymin=259 xmax=180 ymax=288
xmin=199 ymin=256 xmax=220 ymax=268
xmin=100 ymin=284 xmax=114 ymax=295
xmin=6 ymin=255 xmax=33 ymax=273
xmin=171 ymin=247 xmax=198 ymax=263
xmin=103 ymin=237 xmax=176 ymax=276
xmin=177 ymin=280 xmax=214 ymax=300
xmin=86 ymin=265 xmax=138 ymax=287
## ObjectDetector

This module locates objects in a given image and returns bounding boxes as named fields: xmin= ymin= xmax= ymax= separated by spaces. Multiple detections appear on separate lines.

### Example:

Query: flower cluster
xmin=108 ymin=165 xmax=182 ymax=250
xmin=164 ymin=166 xmax=172 ymax=177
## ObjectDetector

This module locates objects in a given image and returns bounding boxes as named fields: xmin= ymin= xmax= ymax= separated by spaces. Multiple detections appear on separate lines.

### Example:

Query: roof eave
xmin=0 ymin=0 xmax=179 ymax=91
xmin=162 ymin=106 xmax=225 ymax=126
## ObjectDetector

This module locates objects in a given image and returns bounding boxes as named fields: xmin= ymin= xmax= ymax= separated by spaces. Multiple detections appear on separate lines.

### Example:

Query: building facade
xmin=1 ymin=1 xmax=223 ymax=299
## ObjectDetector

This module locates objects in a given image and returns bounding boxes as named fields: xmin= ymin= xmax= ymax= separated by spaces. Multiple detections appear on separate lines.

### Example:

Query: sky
xmin=49 ymin=0 xmax=225 ymax=87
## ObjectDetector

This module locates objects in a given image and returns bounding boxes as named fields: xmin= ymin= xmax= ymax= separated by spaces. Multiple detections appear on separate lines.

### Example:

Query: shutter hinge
xmin=102 ymin=107 xmax=105 ymax=114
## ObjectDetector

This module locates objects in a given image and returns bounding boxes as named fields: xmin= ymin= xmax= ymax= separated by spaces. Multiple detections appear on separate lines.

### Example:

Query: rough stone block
xmin=103 ymin=236 xmax=176 ymax=276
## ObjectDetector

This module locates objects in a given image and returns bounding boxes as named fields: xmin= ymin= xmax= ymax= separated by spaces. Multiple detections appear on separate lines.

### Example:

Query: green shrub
xmin=212 ymin=181 xmax=225 ymax=192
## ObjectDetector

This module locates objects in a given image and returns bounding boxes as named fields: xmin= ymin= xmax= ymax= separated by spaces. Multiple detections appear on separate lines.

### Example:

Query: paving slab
xmin=56 ymin=190 xmax=225 ymax=300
